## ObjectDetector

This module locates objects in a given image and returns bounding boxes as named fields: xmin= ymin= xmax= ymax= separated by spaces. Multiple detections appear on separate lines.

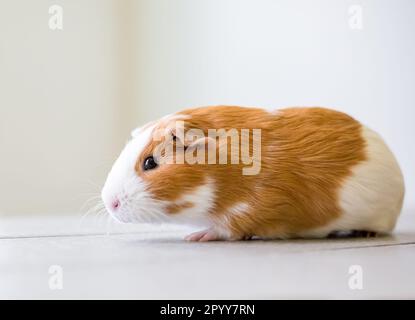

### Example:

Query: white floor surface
xmin=1 ymin=209 xmax=414 ymax=299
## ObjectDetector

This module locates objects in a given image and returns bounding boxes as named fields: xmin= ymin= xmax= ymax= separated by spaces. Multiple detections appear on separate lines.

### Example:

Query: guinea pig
xmin=101 ymin=106 xmax=405 ymax=241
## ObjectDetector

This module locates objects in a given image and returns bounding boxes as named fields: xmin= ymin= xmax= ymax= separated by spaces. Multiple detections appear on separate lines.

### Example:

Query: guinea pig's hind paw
xmin=366 ymin=231 xmax=378 ymax=238
xmin=184 ymin=229 xmax=220 ymax=242
xmin=350 ymin=230 xmax=378 ymax=238
xmin=328 ymin=230 xmax=378 ymax=238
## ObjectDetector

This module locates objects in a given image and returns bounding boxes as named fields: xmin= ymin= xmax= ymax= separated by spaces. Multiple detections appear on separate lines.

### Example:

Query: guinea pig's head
xmin=101 ymin=114 xmax=216 ymax=226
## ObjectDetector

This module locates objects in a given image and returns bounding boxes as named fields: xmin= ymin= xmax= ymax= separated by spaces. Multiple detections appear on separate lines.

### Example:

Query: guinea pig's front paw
xmin=184 ymin=229 xmax=218 ymax=242
xmin=184 ymin=228 xmax=222 ymax=242
xmin=184 ymin=228 xmax=247 ymax=241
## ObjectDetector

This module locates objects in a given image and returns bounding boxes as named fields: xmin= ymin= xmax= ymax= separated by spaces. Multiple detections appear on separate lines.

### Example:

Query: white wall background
xmin=0 ymin=0 xmax=414 ymax=216
xmin=0 ymin=0 xmax=132 ymax=215
xmin=131 ymin=0 xmax=415 ymax=210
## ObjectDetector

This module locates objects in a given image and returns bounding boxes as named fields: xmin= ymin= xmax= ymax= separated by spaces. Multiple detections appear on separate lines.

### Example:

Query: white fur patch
xmin=227 ymin=202 xmax=250 ymax=216
xmin=102 ymin=123 xmax=160 ymax=223
xmin=270 ymin=109 xmax=283 ymax=116
xmin=163 ymin=178 xmax=216 ymax=228
xmin=301 ymin=126 xmax=405 ymax=237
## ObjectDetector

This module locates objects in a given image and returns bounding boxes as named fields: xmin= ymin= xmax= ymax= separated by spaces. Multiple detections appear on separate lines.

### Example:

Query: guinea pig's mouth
xmin=101 ymin=176 xmax=169 ymax=225
xmin=100 ymin=197 xmax=130 ymax=223
xmin=104 ymin=201 xmax=136 ymax=224
xmin=104 ymin=199 xmax=168 ymax=225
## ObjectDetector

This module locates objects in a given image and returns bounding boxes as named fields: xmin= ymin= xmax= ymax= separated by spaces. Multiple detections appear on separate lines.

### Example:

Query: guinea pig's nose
xmin=111 ymin=199 xmax=121 ymax=211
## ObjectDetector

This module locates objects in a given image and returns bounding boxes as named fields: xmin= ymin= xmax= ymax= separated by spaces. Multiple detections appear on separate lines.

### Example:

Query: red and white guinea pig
xmin=101 ymin=106 xmax=405 ymax=241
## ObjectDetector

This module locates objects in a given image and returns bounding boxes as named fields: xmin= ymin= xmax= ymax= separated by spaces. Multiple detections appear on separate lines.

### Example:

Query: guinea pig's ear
xmin=167 ymin=120 xmax=214 ymax=151
xmin=167 ymin=124 xmax=187 ymax=147
xmin=184 ymin=136 xmax=217 ymax=164
xmin=186 ymin=136 xmax=216 ymax=151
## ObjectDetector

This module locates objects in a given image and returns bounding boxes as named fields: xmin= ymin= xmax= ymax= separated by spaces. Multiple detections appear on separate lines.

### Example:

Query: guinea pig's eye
xmin=143 ymin=156 xmax=158 ymax=171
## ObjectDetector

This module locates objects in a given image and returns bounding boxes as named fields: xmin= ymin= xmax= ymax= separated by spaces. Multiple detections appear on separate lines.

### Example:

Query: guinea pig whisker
xmin=96 ymin=207 xmax=110 ymax=228
xmin=80 ymin=200 xmax=102 ymax=220
xmin=153 ymin=213 xmax=162 ymax=223
xmin=105 ymin=213 xmax=112 ymax=235
xmin=130 ymin=201 xmax=158 ymax=224
xmin=82 ymin=200 xmax=106 ymax=227
xmin=79 ymin=195 xmax=102 ymax=214
xmin=147 ymin=208 xmax=165 ymax=225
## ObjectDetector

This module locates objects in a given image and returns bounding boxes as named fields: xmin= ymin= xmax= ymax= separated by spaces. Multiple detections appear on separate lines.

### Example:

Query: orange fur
xmin=135 ymin=106 xmax=366 ymax=239
xmin=166 ymin=201 xmax=195 ymax=214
